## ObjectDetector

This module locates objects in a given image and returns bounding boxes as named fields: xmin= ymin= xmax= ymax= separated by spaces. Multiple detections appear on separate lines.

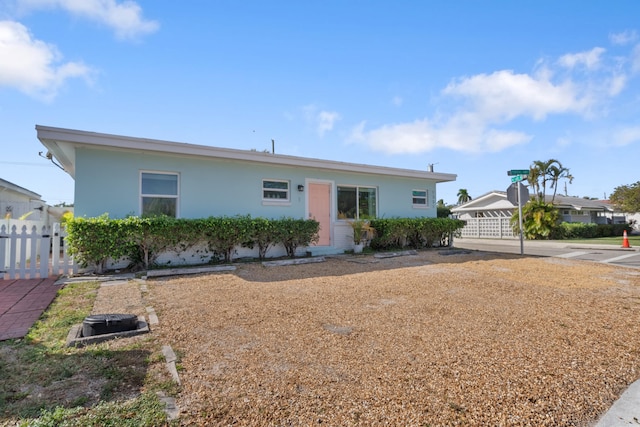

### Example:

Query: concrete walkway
xmin=0 ymin=277 xmax=60 ymax=341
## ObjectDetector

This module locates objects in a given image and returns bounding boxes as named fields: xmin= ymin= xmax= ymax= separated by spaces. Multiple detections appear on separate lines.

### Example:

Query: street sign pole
xmin=507 ymin=169 xmax=528 ymax=255
xmin=517 ymin=180 xmax=524 ymax=255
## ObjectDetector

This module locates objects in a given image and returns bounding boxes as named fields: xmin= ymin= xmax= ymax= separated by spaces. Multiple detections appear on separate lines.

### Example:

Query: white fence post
xmin=0 ymin=225 xmax=7 ymax=276
xmin=51 ymin=223 xmax=77 ymax=277
xmin=40 ymin=226 xmax=51 ymax=278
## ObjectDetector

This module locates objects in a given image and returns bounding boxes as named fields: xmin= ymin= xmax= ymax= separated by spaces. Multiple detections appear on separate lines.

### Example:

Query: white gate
xmin=0 ymin=223 xmax=77 ymax=280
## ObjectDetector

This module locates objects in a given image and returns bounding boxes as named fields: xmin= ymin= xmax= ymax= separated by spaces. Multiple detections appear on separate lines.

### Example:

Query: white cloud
xmin=607 ymin=73 xmax=627 ymax=96
xmin=442 ymin=69 xmax=589 ymax=121
xmin=558 ymin=47 xmax=605 ymax=70
xmin=317 ymin=110 xmax=340 ymax=136
xmin=391 ymin=95 xmax=403 ymax=106
xmin=610 ymin=30 xmax=638 ymax=46
xmin=17 ymin=0 xmax=159 ymax=40
xmin=0 ymin=20 xmax=92 ymax=101
xmin=303 ymin=104 xmax=341 ymax=136
xmin=612 ymin=126 xmax=640 ymax=146
xmin=632 ymin=44 xmax=640 ymax=74
xmin=349 ymin=114 xmax=531 ymax=154
xmin=353 ymin=43 xmax=635 ymax=155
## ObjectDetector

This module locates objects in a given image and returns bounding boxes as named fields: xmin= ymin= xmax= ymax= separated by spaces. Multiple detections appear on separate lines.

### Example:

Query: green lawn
xmin=0 ymin=281 xmax=175 ymax=427
xmin=558 ymin=235 xmax=640 ymax=246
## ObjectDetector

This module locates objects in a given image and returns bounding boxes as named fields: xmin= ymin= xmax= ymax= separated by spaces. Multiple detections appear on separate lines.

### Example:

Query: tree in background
xmin=518 ymin=158 xmax=573 ymax=239
xmin=457 ymin=189 xmax=472 ymax=205
xmin=437 ymin=199 xmax=452 ymax=218
xmin=527 ymin=159 xmax=572 ymax=202
xmin=610 ymin=181 xmax=640 ymax=213
xmin=548 ymin=161 xmax=573 ymax=202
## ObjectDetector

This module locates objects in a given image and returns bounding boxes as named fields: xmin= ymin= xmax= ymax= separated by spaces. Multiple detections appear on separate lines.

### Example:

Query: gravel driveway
xmin=146 ymin=251 xmax=640 ymax=426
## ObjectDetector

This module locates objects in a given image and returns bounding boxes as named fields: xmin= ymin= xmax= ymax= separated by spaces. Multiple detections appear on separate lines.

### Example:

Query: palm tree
xmin=528 ymin=159 xmax=573 ymax=202
xmin=529 ymin=159 xmax=560 ymax=201
xmin=519 ymin=158 xmax=573 ymax=239
xmin=457 ymin=189 xmax=472 ymax=205
xmin=548 ymin=162 xmax=573 ymax=202
xmin=526 ymin=167 xmax=542 ymax=200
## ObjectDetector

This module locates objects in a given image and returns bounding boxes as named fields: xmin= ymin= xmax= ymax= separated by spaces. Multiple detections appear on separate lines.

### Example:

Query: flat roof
xmin=36 ymin=125 xmax=457 ymax=183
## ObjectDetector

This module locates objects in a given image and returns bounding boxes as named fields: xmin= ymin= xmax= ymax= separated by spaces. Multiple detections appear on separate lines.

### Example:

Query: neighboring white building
xmin=451 ymin=190 xmax=628 ymax=239
xmin=0 ymin=178 xmax=72 ymax=226
xmin=0 ymin=178 xmax=47 ymax=221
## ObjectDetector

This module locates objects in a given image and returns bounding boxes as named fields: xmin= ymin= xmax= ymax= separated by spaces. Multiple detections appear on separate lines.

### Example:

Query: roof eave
xmin=36 ymin=125 xmax=457 ymax=182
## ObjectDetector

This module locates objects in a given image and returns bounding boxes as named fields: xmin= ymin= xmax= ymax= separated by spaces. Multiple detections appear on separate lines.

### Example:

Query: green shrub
xmin=202 ymin=215 xmax=253 ymax=263
xmin=242 ymin=217 xmax=278 ymax=259
xmin=369 ymin=217 xmax=464 ymax=250
xmin=274 ymin=217 xmax=320 ymax=258
xmin=555 ymin=222 xmax=598 ymax=239
xmin=66 ymin=215 xmax=322 ymax=270
xmin=65 ymin=214 xmax=132 ymax=272
xmin=553 ymin=222 xmax=632 ymax=239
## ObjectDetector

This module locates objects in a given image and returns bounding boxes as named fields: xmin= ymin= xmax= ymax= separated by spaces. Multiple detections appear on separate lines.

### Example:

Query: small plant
xmin=350 ymin=219 xmax=367 ymax=244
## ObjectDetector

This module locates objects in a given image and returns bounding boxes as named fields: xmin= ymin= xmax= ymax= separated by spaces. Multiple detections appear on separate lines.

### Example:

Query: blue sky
xmin=1 ymin=1 xmax=639 ymax=207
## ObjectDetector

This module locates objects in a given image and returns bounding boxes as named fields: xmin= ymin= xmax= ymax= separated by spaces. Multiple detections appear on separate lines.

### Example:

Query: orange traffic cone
xmin=622 ymin=230 xmax=631 ymax=248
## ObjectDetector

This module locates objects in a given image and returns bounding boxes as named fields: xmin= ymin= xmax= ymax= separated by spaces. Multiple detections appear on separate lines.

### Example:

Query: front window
xmin=412 ymin=189 xmax=428 ymax=206
xmin=141 ymin=172 xmax=178 ymax=217
xmin=263 ymin=180 xmax=289 ymax=201
xmin=337 ymin=186 xmax=377 ymax=219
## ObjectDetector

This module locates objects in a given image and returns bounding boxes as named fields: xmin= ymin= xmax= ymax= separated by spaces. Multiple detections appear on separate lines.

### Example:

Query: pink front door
xmin=308 ymin=182 xmax=331 ymax=245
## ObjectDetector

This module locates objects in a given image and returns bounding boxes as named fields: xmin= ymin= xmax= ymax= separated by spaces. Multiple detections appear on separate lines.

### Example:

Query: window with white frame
xmin=412 ymin=189 xmax=428 ymax=207
xmin=140 ymin=172 xmax=178 ymax=217
xmin=262 ymin=179 xmax=290 ymax=201
xmin=337 ymin=185 xmax=377 ymax=219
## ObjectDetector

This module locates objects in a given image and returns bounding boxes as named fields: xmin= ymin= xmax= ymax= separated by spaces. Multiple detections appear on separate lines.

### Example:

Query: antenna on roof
xmin=428 ymin=162 xmax=439 ymax=172
xmin=271 ymin=139 xmax=275 ymax=154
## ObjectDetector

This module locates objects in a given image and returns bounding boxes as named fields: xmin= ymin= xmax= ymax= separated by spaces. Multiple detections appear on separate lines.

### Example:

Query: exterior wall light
xmin=298 ymin=185 xmax=304 ymax=192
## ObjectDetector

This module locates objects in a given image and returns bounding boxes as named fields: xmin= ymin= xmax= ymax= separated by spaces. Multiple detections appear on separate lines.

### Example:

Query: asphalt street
xmin=452 ymin=237 xmax=640 ymax=269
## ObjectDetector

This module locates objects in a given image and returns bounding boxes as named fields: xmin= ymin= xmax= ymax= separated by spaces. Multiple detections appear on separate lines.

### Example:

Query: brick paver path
xmin=0 ymin=278 xmax=60 ymax=341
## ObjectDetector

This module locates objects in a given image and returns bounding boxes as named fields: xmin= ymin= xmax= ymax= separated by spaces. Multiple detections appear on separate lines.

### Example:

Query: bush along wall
xmin=551 ymin=222 xmax=632 ymax=240
xmin=66 ymin=215 xmax=320 ymax=272
xmin=368 ymin=218 xmax=465 ymax=250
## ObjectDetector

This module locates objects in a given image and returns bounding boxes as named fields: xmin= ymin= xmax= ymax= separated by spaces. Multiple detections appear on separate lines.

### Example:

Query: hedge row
xmin=65 ymin=215 xmax=319 ymax=272
xmin=368 ymin=217 xmax=465 ymax=250
xmin=551 ymin=222 xmax=632 ymax=239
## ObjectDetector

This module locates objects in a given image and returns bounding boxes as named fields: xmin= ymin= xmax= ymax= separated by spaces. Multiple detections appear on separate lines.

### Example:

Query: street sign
xmin=506 ymin=181 xmax=529 ymax=256
xmin=507 ymin=169 xmax=529 ymax=176
xmin=506 ymin=183 xmax=530 ymax=205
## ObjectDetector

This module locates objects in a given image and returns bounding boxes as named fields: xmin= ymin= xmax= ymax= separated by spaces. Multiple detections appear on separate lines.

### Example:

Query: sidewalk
xmin=453 ymin=237 xmax=639 ymax=252
xmin=0 ymin=278 xmax=60 ymax=341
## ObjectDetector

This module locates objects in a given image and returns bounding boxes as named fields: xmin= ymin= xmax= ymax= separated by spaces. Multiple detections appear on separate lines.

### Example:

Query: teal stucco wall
xmin=74 ymin=147 xmax=439 ymax=220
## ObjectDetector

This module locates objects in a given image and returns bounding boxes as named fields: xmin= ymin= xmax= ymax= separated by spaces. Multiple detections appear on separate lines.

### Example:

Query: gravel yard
xmin=144 ymin=251 xmax=640 ymax=426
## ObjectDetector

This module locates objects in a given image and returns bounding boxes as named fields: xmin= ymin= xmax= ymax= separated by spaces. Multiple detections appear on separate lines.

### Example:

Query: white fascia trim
xmin=36 ymin=125 xmax=457 ymax=182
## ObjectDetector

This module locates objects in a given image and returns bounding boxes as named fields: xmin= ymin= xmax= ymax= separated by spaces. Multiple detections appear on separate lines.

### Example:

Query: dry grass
xmin=144 ymin=251 xmax=640 ymax=426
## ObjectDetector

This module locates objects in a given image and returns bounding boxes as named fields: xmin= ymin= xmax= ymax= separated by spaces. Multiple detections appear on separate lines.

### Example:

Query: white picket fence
xmin=0 ymin=223 xmax=77 ymax=280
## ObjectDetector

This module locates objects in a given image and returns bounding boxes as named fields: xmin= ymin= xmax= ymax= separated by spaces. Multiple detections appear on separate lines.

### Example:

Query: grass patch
xmin=558 ymin=235 xmax=640 ymax=246
xmin=0 ymin=281 xmax=175 ymax=426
